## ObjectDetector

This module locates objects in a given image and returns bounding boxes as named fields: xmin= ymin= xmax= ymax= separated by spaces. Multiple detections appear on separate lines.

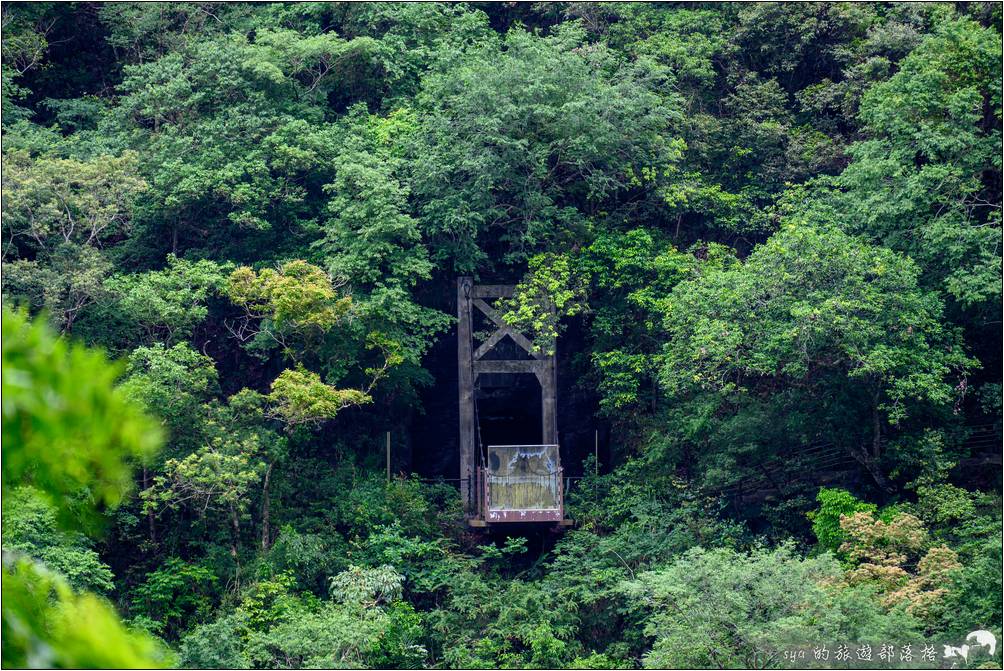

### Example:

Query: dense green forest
xmin=2 ymin=2 xmax=1002 ymax=669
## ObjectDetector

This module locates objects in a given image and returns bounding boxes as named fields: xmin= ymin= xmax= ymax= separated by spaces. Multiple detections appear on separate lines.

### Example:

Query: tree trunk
xmin=851 ymin=447 xmax=893 ymax=493
xmin=871 ymin=397 xmax=883 ymax=462
xmin=230 ymin=505 xmax=241 ymax=590
xmin=143 ymin=466 xmax=157 ymax=545
xmin=261 ymin=462 xmax=273 ymax=553
xmin=851 ymin=393 xmax=891 ymax=492
xmin=848 ymin=401 xmax=893 ymax=493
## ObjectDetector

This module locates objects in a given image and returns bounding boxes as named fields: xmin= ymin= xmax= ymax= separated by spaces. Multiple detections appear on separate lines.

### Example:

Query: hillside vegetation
xmin=2 ymin=3 xmax=1001 ymax=668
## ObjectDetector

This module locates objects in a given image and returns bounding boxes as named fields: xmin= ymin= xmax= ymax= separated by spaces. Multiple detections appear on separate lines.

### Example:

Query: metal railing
xmin=479 ymin=444 xmax=563 ymax=520
xmin=486 ymin=470 xmax=562 ymax=511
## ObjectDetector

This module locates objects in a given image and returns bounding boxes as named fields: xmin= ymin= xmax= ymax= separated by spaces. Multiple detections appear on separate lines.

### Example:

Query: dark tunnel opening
xmin=476 ymin=373 xmax=543 ymax=447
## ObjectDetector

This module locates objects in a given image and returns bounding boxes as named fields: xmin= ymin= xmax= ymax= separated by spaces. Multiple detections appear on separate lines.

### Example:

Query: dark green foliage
xmin=2 ymin=487 xmax=116 ymax=594
xmin=661 ymin=223 xmax=974 ymax=490
xmin=1 ymin=3 xmax=1000 ymax=668
xmin=786 ymin=17 xmax=1003 ymax=311
xmin=129 ymin=558 xmax=218 ymax=638
xmin=411 ymin=23 xmax=683 ymax=272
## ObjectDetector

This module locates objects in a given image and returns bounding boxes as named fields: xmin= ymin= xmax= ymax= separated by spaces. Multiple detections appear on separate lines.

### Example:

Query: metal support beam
xmin=458 ymin=278 xmax=559 ymax=522
xmin=457 ymin=277 xmax=475 ymax=515
xmin=540 ymin=347 xmax=557 ymax=445
xmin=470 ymin=285 xmax=515 ymax=298
xmin=473 ymin=359 xmax=547 ymax=374
xmin=471 ymin=299 xmax=541 ymax=357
